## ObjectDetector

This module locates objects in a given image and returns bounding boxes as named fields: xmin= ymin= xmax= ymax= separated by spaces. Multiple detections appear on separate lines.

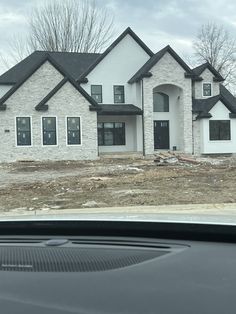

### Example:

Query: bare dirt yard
xmin=0 ymin=154 xmax=236 ymax=213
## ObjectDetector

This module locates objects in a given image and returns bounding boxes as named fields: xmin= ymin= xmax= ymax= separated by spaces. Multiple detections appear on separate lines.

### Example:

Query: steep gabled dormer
xmin=192 ymin=62 xmax=224 ymax=99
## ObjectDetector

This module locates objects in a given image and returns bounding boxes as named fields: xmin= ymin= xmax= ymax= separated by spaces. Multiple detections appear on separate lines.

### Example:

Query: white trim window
xmin=203 ymin=83 xmax=212 ymax=97
xmin=42 ymin=117 xmax=57 ymax=145
xmin=16 ymin=117 xmax=31 ymax=146
xmin=114 ymin=85 xmax=125 ymax=103
xmin=91 ymin=85 xmax=102 ymax=103
xmin=67 ymin=117 xmax=81 ymax=145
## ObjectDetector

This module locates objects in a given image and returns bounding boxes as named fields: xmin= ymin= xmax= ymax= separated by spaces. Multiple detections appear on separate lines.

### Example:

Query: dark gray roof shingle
xmin=0 ymin=51 xmax=100 ymax=84
xmin=0 ymin=53 xmax=99 ymax=110
xmin=97 ymin=104 xmax=142 ymax=115
xmin=192 ymin=62 xmax=224 ymax=82
xmin=192 ymin=84 xmax=236 ymax=118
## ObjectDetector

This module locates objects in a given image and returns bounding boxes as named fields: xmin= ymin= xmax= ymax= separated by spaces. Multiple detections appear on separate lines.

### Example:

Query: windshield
xmin=0 ymin=0 xmax=235 ymax=224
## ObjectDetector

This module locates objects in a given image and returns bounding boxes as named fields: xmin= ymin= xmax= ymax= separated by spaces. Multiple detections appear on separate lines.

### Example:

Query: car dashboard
xmin=0 ymin=220 xmax=234 ymax=313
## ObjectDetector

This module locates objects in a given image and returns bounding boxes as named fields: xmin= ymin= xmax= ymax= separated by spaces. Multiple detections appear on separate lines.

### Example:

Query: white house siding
xmin=82 ymin=34 xmax=150 ymax=106
xmin=143 ymin=52 xmax=193 ymax=155
xmin=0 ymin=85 xmax=13 ymax=98
xmin=97 ymin=115 xmax=138 ymax=153
xmin=200 ymin=101 xmax=236 ymax=154
xmin=0 ymin=63 xmax=98 ymax=162
xmin=194 ymin=68 xmax=220 ymax=99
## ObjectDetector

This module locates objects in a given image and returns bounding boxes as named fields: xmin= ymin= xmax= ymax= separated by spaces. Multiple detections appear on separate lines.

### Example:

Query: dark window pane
xmin=17 ymin=131 xmax=31 ymax=146
xmin=209 ymin=120 xmax=230 ymax=140
xmin=67 ymin=117 xmax=80 ymax=131
xmin=98 ymin=128 xmax=103 ymax=145
xmin=153 ymin=92 xmax=169 ymax=112
xmin=43 ymin=131 xmax=57 ymax=145
xmin=67 ymin=117 xmax=81 ymax=145
xmin=16 ymin=117 xmax=31 ymax=146
xmin=17 ymin=117 xmax=30 ymax=131
xmin=104 ymin=129 xmax=114 ymax=145
xmin=43 ymin=117 xmax=56 ymax=131
xmin=114 ymin=86 xmax=125 ymax=103
xmin=68 ymin=131 xmax=80 ymax=145
xmin=91 ymin=85 xmax=102 ymax=94
xmin=203 ymin=83 xmax=212 ymax=96
xmin=43 ymin=117 xmax=57 ymax=145
xmin=97 ymin=122 xmax=125 ymax=146
xmin=114 ymin=123 xmax=125 ymax=145
xmin=91 ymin=85 xmax=102 ymax=103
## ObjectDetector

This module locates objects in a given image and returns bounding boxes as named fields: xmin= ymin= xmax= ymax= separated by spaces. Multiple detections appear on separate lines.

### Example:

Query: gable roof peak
xmin=192 ymin=62 xmax=224 ymax=82
xmin=0 ymin=52 xmax=99 ymax=110
xmin=77 ymin=27 xmax=154 ymax=81
xmin=128 ymin=44 xmax=192 ymax=84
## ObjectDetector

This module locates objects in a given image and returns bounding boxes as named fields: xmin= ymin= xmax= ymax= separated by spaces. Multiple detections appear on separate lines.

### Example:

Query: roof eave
xmin=0 ymin=104 xmax=6 ymax=111
xmin=196 ymin=112 xmax=212 ymax=119
xmin=213 ymin=76 xmax=224 ymax=82
xmin=89 ymin=105 xmax=101 ymax=112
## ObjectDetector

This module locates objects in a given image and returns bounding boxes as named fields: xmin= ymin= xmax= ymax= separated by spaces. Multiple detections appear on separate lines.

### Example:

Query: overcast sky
xmin=0 ymin=0 xmax=235 ymax=73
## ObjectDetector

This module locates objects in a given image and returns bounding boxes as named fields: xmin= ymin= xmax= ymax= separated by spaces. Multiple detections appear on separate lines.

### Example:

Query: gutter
xmin=141 ymin=79 xmax=145 ymax=156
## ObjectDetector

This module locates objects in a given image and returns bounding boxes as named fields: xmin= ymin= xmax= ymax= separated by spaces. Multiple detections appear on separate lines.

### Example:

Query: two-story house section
xmin=0 ymin=27 xmax=235 ymax=162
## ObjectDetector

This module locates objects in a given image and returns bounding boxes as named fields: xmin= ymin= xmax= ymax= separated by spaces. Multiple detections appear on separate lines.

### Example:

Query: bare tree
xmin=193 ymin=22 xmax=236 ymax=89
xmin=29 ymin=0 xmax=114 ymax=53
xmin=0 ymin=0 xmax=114 ymax=72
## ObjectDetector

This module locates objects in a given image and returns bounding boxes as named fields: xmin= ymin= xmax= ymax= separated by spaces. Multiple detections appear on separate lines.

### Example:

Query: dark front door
xmin=154 ymin=120 xmax=169 ymax=149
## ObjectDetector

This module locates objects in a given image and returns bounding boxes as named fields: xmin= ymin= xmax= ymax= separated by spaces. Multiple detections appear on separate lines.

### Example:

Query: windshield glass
xmin=0 ymin=0 xmax=235 ymax=223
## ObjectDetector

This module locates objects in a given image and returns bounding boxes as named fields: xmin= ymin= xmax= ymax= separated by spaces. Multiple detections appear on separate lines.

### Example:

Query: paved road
xmin=2 ymin=204 xmax=236 ymax=224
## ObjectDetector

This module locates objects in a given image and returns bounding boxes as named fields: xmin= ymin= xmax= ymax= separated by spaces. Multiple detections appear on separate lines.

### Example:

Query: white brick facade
xmin=143 ymin=52 xmax=193 ymax=155
xmin=194 ymin=68 xmax=220 ymax=99
xmin=0 ymin=62 xmax=98 ymax=162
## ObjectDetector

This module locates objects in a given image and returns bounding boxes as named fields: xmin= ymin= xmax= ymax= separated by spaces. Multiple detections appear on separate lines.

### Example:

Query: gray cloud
xmin=0 ymin=0 xmax=236 ymax=73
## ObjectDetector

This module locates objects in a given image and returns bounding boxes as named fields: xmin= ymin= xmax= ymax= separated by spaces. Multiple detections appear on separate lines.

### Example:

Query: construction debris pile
xmin=154 ymin=152 xmax=207 ymax=166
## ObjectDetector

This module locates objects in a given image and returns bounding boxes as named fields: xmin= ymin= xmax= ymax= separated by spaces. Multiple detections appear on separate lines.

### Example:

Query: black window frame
xmin=16 ymin=117 xmax=31 ymax=146
xmin=153 ymin=92 xmax=169 ymax=112
xmin=42 ymin=117 xmax=57 ymax=146
xmin=203 ymin=83 xmax=212 ymax=97
xmin=67 ymin=117 xmax=81 ymax=145
xmin=98 ymin=122 xmax=126 ymax=146
xmin=209 ymin=120 xmax=231 ymax=141
xmin=91 ymin=85 xmax=102 ymax=103
xmin=114 ymin=85 xmax=125 ymax=103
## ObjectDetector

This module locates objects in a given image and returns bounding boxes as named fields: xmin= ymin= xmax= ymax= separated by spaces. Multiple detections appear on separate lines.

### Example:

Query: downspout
xmin=141 ymin=79 xmax=145 ymax=156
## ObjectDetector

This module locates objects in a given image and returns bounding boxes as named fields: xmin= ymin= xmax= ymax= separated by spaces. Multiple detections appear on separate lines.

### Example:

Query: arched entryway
xmin=153 ymin=84 xmax=183 ymax=151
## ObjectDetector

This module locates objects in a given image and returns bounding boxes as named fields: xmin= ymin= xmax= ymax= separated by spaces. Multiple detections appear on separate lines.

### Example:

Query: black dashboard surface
xmin=0 ymin=220 xmax=235 ymax=314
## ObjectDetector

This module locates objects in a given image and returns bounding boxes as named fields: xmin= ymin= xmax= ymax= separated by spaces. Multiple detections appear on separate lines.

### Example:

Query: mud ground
xmin=0 ymin=156 xmax=235 ymax=212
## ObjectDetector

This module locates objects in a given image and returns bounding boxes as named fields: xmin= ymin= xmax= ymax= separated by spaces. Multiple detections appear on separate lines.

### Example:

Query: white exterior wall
xmin=194 ymin=68 xmax=220 ymax=99
xmin=143 ymin=52 xmax=193 ymax=155
xmin=82 ymin=34 xmax=150 ymax=106
xmin=200 ymin=101 xmax=236 ymax=154
xmin=0 ymin=85 xmax=13 ymax=98
xmin=0 ymin=62 xmax=98 ymax=162
xmin=97 ymin=115 xmax=139 ymax=153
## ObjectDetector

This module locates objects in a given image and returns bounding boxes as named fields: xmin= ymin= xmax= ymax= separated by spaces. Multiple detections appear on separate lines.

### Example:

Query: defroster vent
xmin=0 ymin=246 xmax=168 ymax=272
